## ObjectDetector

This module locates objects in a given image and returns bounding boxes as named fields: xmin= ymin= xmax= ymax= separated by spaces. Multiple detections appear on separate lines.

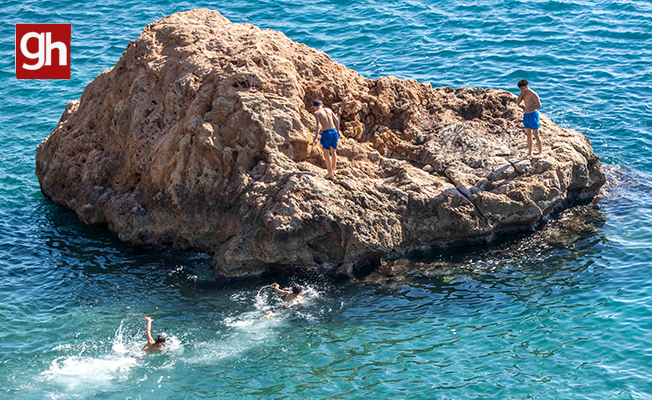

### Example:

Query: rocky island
xmin=35 ymin=9 xmax=606 ymax=277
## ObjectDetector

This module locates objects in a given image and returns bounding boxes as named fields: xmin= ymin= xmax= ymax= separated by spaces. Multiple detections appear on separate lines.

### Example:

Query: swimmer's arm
xmin=144 ymin=316 xmax=155 ymax=345
xmin=275 ymin=287 xmax=292 ymax=296
xmin=271 ymin=283 xmax=292 ymax=296
xmin=515 ymin=92 xmax=524 ymax=108
xmin=313 ymin=114 xmax=321 ymax=145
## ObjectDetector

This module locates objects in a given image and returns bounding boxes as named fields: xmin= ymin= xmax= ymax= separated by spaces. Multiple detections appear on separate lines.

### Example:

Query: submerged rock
xmin=361 ymin=201 xmax=607 ymax=286
xmin=35 ymin=9 xmax=606 ymax=277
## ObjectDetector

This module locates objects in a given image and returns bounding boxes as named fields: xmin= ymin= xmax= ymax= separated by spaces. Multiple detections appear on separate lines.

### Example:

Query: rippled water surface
xmin=1 ymin=0 xmax=651 ymax=398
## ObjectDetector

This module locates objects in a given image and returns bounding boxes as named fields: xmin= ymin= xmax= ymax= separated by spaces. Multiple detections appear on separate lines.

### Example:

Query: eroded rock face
xmin=361 ymin=201 xmax=608 ymax=286
xmin=35 ymin=9 xmax=606 ymax=277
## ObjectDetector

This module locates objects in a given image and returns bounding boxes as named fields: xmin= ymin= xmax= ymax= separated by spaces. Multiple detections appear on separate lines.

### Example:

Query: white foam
xmin=40 ymin=323 xmax=140 ymax=391
xmin=42 ymin=354 xmax=137 ymax=390
xmin=183 ymin=321 xmax=279 ymax=365
xmin=182 ymin=284 xmax=324 ymax=366
xmin=159 ymin=334 xmax=183 ymax=353
xmin=51 ymin=344 xmax=73 ymax=351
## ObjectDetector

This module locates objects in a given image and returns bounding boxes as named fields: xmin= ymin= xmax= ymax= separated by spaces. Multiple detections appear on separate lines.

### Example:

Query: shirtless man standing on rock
xmin=515 ymin=79 xmax=543 ymax=158
xmin=312 ymin=100 xmax=341 ymax=179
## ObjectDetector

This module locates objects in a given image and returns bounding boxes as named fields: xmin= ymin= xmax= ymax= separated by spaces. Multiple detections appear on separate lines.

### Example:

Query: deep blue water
xmin=1 ymin=0 xmax=652 ymax=398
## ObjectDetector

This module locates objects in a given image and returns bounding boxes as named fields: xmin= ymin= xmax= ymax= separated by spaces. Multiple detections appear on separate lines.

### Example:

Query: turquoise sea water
xmin=1 ymin=0 xmax=652 ymax=398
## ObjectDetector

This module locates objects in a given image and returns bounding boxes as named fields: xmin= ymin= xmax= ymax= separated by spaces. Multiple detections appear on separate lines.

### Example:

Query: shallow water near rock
xmin=1 ymin=0 xmax=652 ymax=398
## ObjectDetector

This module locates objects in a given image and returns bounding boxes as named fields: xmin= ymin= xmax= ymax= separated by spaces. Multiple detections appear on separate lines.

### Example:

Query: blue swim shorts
xmin=523 ymin=111 xmax=540 ymax=130
xmin=320 ymin=129 xmax=339 ymax=150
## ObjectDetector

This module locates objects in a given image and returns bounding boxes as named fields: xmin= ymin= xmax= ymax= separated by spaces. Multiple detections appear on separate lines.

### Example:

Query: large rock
xmin=35 ymin=9 xmax=606 ymax=277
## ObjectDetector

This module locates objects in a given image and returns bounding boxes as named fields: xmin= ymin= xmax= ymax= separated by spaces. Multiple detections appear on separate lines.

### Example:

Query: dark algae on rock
xmin=35 ymin=9 xmax=606 ymax=277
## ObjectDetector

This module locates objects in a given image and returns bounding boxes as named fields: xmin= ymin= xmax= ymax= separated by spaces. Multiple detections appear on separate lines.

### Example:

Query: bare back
xmin=314 ymin=107 xmax=337 ymax=131
xmin=142 ymin=343 xmax=164 ymax=352
xmin=284 ymin=292 xmax=301 ymax=304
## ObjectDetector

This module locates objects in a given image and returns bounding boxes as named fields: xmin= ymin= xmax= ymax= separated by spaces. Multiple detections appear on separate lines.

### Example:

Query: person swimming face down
xmin=262 ymin=283 xmax=304 ymax=319
xmin=272 ymin=283 xmax=302 ymax=303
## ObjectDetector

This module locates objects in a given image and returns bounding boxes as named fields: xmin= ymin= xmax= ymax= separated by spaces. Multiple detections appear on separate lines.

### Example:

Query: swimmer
xmin=311 ymin=99 xmax=341 ymax=179
xmin=141 ymin=316 xmax=166 ymax=352
xmin=262 ymin=283 xmax=303 ymax=319
xmin=515 ymin=79 xmax=543 ymax=158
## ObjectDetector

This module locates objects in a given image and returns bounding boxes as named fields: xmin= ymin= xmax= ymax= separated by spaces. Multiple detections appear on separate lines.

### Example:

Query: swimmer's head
xmin=312 ymin=99 xmax=323 ymax=109
xmin=292 ymin=284 xmax=303 ymax=294
xmin=155 ymin=335 xmax=166 ymax=346
xmin=517 ymin=79 xmax=529 ymax=89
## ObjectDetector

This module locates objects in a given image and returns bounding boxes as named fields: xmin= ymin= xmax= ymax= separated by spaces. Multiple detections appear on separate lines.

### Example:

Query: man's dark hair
xmin=155 ymin=335 xmax=166 ymax=344
xmin=517 ymin=79 xmax=529 ymax=88
xmin=313 ymin=99 xmax=323 ymax=107
xmin=292 ymin=284 xmax=303 ymax=294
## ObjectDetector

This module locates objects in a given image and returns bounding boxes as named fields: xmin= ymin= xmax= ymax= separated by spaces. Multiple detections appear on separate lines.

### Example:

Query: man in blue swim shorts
xmin=515 ymin=79 xmax=543 ymax=158
xmin=311 ymin=99 xmax=341 ymax=179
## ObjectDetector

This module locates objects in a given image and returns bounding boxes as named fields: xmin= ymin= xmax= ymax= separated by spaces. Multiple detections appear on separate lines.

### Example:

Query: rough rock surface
xmin=361 ymin=200 xmax=607 ymax=286
xmin=35 ymin=9 xmax=606 ymax=277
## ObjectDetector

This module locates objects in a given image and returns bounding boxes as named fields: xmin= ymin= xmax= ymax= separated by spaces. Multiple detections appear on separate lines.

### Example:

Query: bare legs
xmin=262 ymin=311 xmax=279 ymax=319
xmin=526 ymin=128 xmax=542 ymax=158
xmin=323 ymin=148 xmax=337 ymax=179
xmin=323 ymin=149 xmax=331 ymax=178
